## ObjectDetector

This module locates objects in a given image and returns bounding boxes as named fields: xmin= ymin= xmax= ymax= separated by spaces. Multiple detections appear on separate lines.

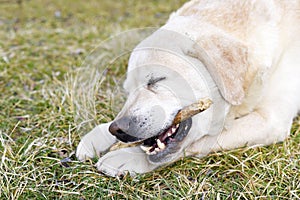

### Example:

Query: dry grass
xmin=0 ymin=0 xmax=299 ymax=199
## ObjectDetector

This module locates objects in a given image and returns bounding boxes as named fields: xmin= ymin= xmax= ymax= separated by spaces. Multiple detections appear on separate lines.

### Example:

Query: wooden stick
xmin=173 ymin=97 xmax=212 ymax=124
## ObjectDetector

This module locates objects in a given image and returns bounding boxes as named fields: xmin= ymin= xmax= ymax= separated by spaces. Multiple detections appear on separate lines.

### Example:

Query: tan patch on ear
xmin=191 ymin=32 xmax=250 ymax=105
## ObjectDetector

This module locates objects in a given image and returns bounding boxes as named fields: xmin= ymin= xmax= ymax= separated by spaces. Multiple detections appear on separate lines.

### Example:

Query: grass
xmin=0 ymin=0 xmax=299 ymax=199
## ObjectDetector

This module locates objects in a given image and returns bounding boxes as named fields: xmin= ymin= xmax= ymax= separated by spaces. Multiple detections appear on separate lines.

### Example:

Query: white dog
xmin=76 ymin=0 xmax=300 ymax=177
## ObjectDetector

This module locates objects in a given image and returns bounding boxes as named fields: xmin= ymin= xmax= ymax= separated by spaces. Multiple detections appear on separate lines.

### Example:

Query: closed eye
xmin=147 ymin=76 xmax=166 ymax=88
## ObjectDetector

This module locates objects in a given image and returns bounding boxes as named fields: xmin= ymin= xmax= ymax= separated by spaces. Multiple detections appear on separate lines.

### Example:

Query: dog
xmin=76 ymin=0 xmax=300 ymax=177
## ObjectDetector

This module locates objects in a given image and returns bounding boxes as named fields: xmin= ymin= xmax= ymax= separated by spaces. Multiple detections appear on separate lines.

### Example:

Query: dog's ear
xmin=190 ymin=33 xmax=249 ymax=105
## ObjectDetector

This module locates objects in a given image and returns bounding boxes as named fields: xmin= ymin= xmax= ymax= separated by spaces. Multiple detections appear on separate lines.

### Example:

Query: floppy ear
xmin=190 ymin=32 xmax=249 ymax=105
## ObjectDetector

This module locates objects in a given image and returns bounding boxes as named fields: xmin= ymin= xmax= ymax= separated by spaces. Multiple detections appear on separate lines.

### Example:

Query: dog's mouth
xmin=140 ymin=118 xmax=192 ymax=161
xmin=109 ymin=98 xmax=211 ymax=163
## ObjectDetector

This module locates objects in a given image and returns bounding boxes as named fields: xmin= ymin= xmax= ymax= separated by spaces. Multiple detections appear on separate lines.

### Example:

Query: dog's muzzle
xmin=108 ymin=117 xmax=143 ymax=142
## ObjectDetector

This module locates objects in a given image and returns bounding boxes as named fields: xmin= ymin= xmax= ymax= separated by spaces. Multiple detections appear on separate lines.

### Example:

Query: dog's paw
xmin=76 ymin=123 xmax=116 ymax=161
xmin=95 ymin=146 xmax=158 ymax=177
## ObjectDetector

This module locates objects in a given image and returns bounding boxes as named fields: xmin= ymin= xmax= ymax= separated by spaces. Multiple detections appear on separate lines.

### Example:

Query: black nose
xmin=108 ymin=121 xmax=122 ymax=136
xmin=109 ymin=117 xmax=141 ymax=143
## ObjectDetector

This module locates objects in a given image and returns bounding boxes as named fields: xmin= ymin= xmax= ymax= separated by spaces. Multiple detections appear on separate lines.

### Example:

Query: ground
xmin=0 ymin=0 xmax=299 ymax=199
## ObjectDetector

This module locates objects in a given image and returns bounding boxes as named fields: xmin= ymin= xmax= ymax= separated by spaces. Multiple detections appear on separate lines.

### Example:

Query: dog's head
xmin=110 ymin=65 xmax=195 ymax=163
xmin=108 ymin=29 xmax=228 ymax=165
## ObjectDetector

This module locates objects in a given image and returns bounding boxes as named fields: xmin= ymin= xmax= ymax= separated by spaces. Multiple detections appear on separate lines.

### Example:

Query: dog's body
xmin=76 ymin=0 xmax=300 ymax=177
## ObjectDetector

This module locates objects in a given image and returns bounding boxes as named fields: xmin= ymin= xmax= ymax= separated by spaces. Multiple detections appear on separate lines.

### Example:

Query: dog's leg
xmin=76 ymin=122 xmax=117 ymax=161
xmin=77 ymin=124 xmax=159 ymax=176
xmin=189 ymin=107 xmax=295 ymax=158
xmin=95 ymin=146 xmax=159 ymax=177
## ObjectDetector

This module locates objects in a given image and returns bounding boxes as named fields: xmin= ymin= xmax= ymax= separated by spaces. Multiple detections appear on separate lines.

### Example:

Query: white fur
xmin=76 ymin=0 xmax=300 ymax=177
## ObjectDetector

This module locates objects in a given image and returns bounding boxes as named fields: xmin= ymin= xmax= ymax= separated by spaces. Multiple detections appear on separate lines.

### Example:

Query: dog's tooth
xmin=155 ymin=147 xmax=161 ymax=152
xmin=167 ymin=132 xmax=172 ymax=137
xmin=171 ymin=127 xmax=177 ymax=133
xmin=140 ymin=145 xmax=152 ymax=152
xmin=146 ymin=150 xmax=157 ymax=155
xmin=146 ymin=149 xmax=157 ymax=155
xmin=157 ymin=139 xmax=166 ymax=150
xmin=176 ymin=124 xmax=179 ymax=128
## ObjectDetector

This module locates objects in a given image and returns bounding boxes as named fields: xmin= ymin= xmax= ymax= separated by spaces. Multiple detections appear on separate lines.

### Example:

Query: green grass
xmin=0 ymin=0 xmax=299 ymax=199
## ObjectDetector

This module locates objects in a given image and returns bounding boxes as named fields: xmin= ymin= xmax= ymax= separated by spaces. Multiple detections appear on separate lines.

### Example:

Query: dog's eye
xmin=147 ymin=76 xmax=166 ymax=89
